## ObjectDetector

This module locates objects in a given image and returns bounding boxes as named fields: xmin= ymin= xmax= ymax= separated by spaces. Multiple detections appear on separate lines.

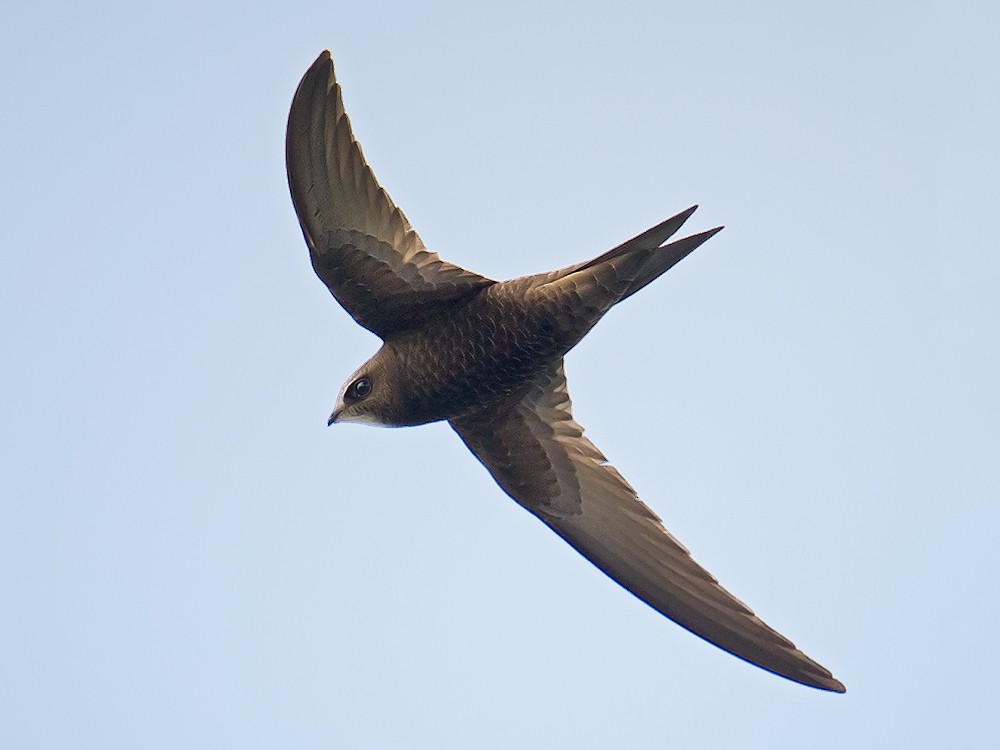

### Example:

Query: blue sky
xmin=2 ymin=1 xmax=997 ymax=747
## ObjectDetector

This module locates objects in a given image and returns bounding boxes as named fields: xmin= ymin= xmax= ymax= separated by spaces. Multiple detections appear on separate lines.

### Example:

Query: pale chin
xmin=336 ymin=410 xmax=392 ymax=428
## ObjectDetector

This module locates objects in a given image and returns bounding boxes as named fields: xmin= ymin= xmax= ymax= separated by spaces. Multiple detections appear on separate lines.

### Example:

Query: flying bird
xmin=286 ymin=50 xmax=845 ymax=693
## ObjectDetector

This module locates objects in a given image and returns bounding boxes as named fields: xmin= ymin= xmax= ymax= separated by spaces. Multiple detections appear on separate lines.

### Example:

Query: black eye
xmin=347 ymin=376 xmax=372 ymax=401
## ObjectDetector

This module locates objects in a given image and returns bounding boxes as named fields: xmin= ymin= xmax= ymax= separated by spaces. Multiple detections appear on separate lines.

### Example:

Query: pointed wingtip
xmin=300 ymin=50 xmax=333 ymax=87
xmin=790 ymin=663 xmax=845 ymax=693
xmin=311 ymin=49 xmax=332 ymax=68
xmin=813 ymin=675 xmax=847 ymax=693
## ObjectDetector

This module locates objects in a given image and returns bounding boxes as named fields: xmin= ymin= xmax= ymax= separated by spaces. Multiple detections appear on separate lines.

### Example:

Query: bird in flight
xmin=286 ymin=50 xmax=845 ymax=693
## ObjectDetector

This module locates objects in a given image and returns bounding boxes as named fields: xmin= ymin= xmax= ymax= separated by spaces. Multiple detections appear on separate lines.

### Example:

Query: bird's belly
xmin=392 ymin=303 xmax=562 ymax=424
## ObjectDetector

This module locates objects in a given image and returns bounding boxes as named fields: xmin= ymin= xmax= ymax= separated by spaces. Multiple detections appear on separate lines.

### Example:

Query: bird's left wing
xmin=450 ymin=361 xmax=845 ymax=692
xmin=286 ymin=51 xmax=493 ymax=338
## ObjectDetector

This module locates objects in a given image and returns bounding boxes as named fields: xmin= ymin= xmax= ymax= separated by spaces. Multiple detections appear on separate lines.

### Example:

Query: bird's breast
xmin=389 ymin=287 xmax=566 ymax=424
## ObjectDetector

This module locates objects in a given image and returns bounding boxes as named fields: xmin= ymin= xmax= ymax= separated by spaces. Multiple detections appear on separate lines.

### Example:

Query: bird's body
xmin=375 ymin=280 xmax=570 ymax=426
xmin=286 ymin=50 xmax=845 ymax=693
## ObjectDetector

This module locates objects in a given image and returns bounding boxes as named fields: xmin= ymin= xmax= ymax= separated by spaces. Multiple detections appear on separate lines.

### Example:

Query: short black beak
xmin=327 ymin=408 xmax=341 ymax=426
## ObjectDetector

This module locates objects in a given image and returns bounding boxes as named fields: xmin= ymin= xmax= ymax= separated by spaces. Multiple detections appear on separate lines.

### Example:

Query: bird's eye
xmin=347 ymin=376 xmax=372 ymax=401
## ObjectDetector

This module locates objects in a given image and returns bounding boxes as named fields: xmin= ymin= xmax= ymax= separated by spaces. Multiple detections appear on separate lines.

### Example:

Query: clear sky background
xmin=2 ymin=1 xmax=997 ymax=747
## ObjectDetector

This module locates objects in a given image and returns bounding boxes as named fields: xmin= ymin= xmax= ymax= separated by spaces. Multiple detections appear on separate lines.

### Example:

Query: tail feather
xmin=525 ymin=207 xmax=723 ymax=350
xmin=617 ymin=225 xmax=723 ymax=303
xmin=583 ymin=204 xmax=700 ymax=266
xmin=538 ymin=206 xmax=723 ymax=309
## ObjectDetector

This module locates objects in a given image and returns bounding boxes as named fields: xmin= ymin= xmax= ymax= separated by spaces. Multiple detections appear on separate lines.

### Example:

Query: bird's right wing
xmin=451 ymin=361 xmax=845 ymax=692
xmin=286 ymin=52 xmax=493 ymax=338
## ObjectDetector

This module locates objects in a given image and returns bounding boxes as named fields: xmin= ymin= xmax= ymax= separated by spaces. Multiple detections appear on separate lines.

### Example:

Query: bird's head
xmin=327 ymin=346 xmax=403 ymax=427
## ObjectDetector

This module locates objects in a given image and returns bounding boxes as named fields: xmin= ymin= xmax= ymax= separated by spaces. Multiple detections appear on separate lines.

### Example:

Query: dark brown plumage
xmin=286 ymin=50 xmax=845 ymax=693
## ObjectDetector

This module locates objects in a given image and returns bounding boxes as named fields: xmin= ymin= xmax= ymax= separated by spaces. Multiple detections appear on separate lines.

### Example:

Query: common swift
xmin=286 ymin=51 xmax=845 ymax=693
